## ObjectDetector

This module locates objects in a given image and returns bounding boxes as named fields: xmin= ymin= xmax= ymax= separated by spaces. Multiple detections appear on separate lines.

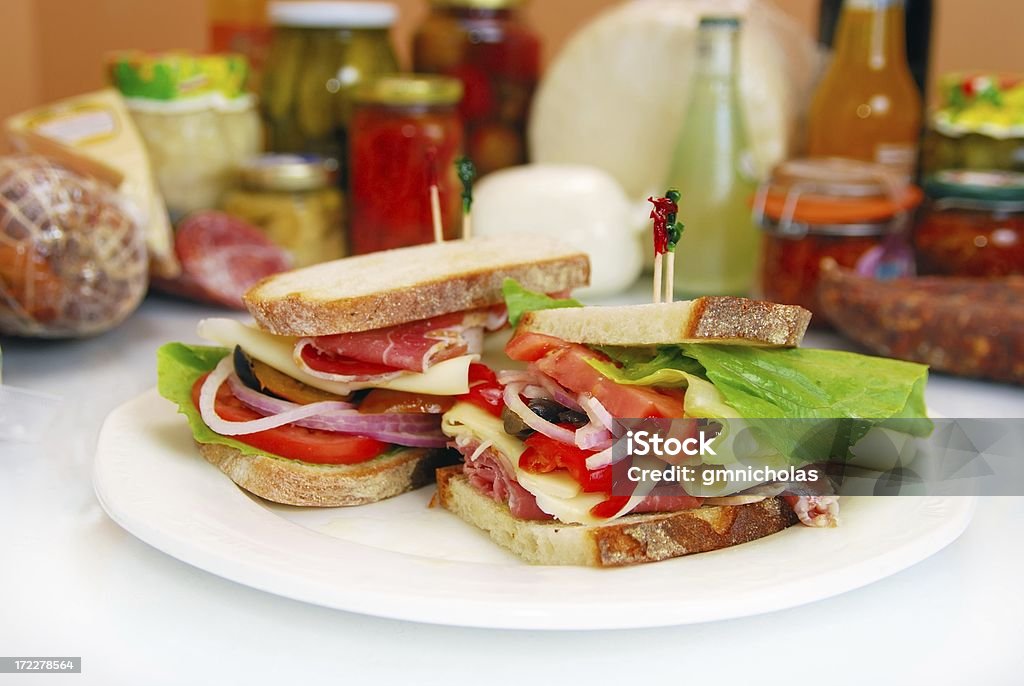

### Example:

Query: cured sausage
xmin=817 ymin=259 xmax=1024 ymax=384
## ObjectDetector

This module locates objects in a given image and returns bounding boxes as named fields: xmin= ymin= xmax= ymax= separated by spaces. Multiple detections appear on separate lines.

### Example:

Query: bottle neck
xmin=694 ymin=26 xmax=739 ymax=81
xmin=833 ymin=0 xmax=909 ymax=71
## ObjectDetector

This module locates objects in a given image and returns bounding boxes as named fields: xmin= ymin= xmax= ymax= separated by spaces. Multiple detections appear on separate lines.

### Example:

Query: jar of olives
xmin=413 ymin=0 xmax=540 ymax=176
xmin=261 ymin=1 xmax=399 ymax=176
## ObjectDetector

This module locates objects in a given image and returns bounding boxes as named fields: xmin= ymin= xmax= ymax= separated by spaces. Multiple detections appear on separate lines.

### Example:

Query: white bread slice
xmin=518 ymin=297 xmax=811 ymax=348
xmin=199 ymin=443 xmax=457 ymax=507
xmin=435 ymin=467 xmax=798 ymax=567
xmin=244 ymin=236 xmax=589 ymax=336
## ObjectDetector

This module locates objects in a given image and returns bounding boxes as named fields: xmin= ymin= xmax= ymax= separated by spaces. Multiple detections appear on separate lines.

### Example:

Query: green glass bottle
xmin=667 ymin=16 xmax=760 ymax=296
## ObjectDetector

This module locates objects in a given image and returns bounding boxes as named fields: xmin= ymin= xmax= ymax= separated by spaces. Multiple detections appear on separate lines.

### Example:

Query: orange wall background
xmin=2 ymin=0 xmax=1022 ymax=151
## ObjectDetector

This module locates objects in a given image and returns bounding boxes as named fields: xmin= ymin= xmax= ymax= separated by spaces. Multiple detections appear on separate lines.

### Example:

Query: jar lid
xmin=924 ymin=169 xmax=1024 ymax=204
xmin=757 ymin=157 xmax=923 ymax=226
xmin=269 ymin=1 xmax=397 ymax=28
xmin=239 ymin=154 xmax=337 ymax=192
xmin=353 ymin=74 xmax=463 ymax=106
xmin=430 ymin=0 xmax=526 ymax=8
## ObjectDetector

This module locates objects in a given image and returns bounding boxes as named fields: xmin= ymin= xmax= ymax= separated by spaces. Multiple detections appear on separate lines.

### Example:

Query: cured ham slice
xmin=296 ymin=310 xmax=489 ymax=381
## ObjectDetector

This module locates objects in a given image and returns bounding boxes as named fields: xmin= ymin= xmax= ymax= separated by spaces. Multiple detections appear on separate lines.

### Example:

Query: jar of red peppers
xmin=754 ymin=158 xmax=922 ymax=321
xmin=915 ymin=170 xmax=1024 ymax=276
xmin=413 ymin=0 xmax=540 ymax=175
xmin=348 ymin=75 xmax=464 ymax=255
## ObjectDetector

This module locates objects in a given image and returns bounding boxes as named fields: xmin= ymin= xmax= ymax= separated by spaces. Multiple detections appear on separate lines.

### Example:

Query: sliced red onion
xmin=496 ymin=370 xmax=539 ymax=386
xmin=521 ymin=384 xmax=550 ymax=400
xmin=533 ymin=369 xmax=582 ymax=412
xmin=198 ymin=360 xmax=446 ymax=447
xmin=575 ymin=422 xmax=613 ymax=451
xmin=580 ymin=394 xmax=620 ymax=434
xmin=584 ymin=445 xmax=615 ymax=470
xmin=503 ymin=382 xmax=576 ymax=445
xmin=486 ymin=306 xmax=509 ymax=331
xmin=200 ymin=357 xmax=354 ymax=436
xmin=227 ymin=375 xmax=446 ymax=447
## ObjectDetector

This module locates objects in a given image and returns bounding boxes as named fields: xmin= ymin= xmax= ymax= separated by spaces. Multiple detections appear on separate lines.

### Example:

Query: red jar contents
xmin=413 ymin=0 xmax=540 ymax=175
xmin=348 ymin=75 xmax=464 ymax=255
xmin=915 ymin=170 xmax=1024 ymax=277
xmin=756 ymin=158 xmax=922 ymax=322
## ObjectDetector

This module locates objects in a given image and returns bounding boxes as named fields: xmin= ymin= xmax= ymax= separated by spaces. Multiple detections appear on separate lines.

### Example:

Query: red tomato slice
xmin=300 ymin=344 xmax=401 ymax=378
xmin=458 ymin=363 xmax=504 ymax=417
xmin=519 ymin=432 xmax=611 ymax=493
xmin=505 ymin=332 xmax=568 ymax=362
xmin=535 ymin=344 xmax=684 ymax=419
xmin=191 ymin=374 xmax=388 ymax=465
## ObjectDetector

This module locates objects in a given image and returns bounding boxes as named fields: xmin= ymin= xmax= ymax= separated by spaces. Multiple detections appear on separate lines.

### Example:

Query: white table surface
xmin=2 ymin=293 xmax=1023 ymax=685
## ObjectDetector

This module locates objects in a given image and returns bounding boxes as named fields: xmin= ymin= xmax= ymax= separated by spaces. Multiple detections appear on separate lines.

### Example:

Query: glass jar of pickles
xmin=922 ymin=73 xmax=1024 ymax=175
xmin=413 ymin=0 xmax=540 ymax=175
xmin=348 ymin=75 xmax=464 ymax=255
xmin=755 ymin=158 xmax=921 ymax=320
xmin=222 ymin=154 xmax=345 ymax=267
xmin=915 ymin=170 xmax=1024 ymax=277
xmin=261 ymin=1 xmax=398 ymax=171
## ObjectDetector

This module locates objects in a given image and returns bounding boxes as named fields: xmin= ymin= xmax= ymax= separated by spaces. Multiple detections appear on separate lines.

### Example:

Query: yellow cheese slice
xmin=197 ymin=318 xmax=474 ymax=396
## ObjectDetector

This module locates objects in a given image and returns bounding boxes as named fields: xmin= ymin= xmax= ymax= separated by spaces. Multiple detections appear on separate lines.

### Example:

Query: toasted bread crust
xmin=686 ymin=297 xmax=812 ymax=347
xmin=435 ymin=467 xmax=798 ymax=567
xmin=518 ymin=297 xmax=811 ymax=348
xmin=199 ymin=443 xmax=457 ymax=507
xmin=244 ymin=237 xmax=590 ymax=336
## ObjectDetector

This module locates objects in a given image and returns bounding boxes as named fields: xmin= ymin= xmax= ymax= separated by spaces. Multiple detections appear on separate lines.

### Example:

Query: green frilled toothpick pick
xmin=456 ymin=156 xmax=477 ymax=239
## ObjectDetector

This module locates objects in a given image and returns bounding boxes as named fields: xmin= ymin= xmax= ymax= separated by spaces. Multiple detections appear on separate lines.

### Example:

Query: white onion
xmin=502 ymin=382 xmax=576 ymax=445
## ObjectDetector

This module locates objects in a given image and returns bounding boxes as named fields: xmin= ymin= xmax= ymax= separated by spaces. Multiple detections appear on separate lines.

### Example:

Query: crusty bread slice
xmin=518 ymin=297 xmax=811 ymax=347
xmin=435 ymin=467 xmax=798 ymax=567
xmin=199 ymin=443 xmax=458 ymax=507
xmin=244 ymin=235 xmax=590 ymax=336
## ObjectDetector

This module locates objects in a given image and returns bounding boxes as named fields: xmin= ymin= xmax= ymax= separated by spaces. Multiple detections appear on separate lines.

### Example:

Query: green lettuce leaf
xmin=591 ymin=343 xmax=932 ymax=463
xmin=156 ymin=342 xmax=274 ymax=458
xmin=502 ymin=278 xmax=582 ymax=326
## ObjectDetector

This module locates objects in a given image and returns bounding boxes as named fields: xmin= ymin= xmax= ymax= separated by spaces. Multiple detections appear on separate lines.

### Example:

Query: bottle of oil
xmin=807 ymin=0 xmax=922 ymax=180
xmin=666 ymin=16 xmax=760 ymax=297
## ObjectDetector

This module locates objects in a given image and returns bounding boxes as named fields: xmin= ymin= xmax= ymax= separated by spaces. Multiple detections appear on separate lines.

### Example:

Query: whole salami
xmin=817 ymin=259 xmax=1024 ymax=384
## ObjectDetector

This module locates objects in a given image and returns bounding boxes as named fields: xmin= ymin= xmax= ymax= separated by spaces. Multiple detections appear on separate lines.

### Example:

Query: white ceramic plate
xmin=93 ymin=389 xmax=976 ymax=630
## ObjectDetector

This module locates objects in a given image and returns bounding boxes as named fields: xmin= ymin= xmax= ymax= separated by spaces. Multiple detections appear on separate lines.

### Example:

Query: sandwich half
xmin=437 ymin=284 xmax=932 ymax=566
xmin=157 ymin=237 xmax=589 ymax=507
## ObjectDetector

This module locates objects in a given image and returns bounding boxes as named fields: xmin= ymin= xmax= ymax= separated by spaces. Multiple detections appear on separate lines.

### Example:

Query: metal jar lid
xmin=353 ymin=74 xmax=463 ymax=107
xmin=754 ymin=157 xmax=922 ymax=237
xmin=239 ymin=154 xmax=337 ymax=192
xmin=924 ymin=169 xmax=1024 ymax=212
xmin=430 ymin=0 xmax=526 ymax=8
xmin=268 ymin=1 xmax=398 ymax=28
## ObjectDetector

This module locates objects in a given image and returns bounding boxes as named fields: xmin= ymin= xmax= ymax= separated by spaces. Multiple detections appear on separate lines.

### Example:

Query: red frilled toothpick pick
xmin=648 ymin=189 xmax=684 ymax=304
